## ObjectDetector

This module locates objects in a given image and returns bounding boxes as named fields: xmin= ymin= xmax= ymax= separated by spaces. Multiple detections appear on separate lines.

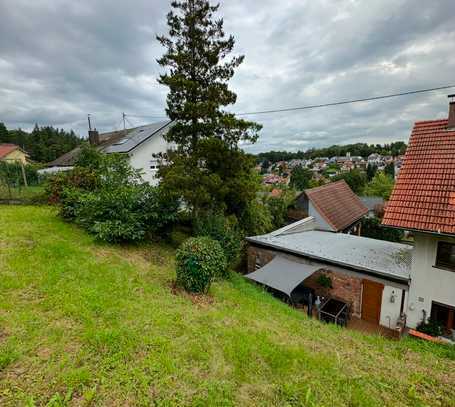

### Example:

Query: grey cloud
xmin=0 ymin=0 xmax=454 ymax=151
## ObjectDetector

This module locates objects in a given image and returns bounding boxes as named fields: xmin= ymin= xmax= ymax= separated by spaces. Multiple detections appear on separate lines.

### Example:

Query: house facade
xmin=0 ymin=144 xmax=29 ymax=164
xmin=43 ymin=121 xmax=174 ymax=186
xmin=383 ymin=99 xmax=455 ymax=335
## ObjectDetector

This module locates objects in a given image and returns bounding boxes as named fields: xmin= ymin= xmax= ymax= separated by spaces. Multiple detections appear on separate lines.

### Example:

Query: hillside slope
xmin=0 ymin=206 xmax=454 ymax=406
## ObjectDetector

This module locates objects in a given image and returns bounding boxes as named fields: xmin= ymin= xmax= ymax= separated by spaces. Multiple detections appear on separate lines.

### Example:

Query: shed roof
xmin=303 ymin=180 xmax=368 ymax=231
xmin=382 ymin=119 xmax=455 ymax=235
xmin=247 ymin=227 xmax=412 ymax=282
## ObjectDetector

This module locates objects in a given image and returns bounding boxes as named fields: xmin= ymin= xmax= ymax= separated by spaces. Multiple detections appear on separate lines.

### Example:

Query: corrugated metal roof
xmin=247 ymin=230 xmax=412 ymax=281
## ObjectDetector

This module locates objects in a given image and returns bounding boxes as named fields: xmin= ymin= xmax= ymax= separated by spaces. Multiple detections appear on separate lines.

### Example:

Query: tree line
xmin=0 ymin=122 xmax=82 ymax=163
xmin=256 ymin=141 xmax=407 ymax=163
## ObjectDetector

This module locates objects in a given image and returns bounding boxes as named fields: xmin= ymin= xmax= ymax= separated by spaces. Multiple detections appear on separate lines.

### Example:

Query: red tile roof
xmin=304 ymin=180 xmax=368 ymax=232
xmin=0 ymin=144 xmax=19 ymax=159
xmin=382 ymin=119 xmax=455 ymax=235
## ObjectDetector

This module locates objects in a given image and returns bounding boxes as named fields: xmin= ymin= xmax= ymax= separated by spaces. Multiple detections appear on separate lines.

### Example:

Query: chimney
xmin=88 ymin=129 xmax=100 ymax=145
xmin=448 ymin=95 xmax=455 ymax=130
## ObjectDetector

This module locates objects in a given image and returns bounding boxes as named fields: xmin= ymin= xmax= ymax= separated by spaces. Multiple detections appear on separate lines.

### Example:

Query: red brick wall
xmin=247 ymin=244 xmax=363 ymax=317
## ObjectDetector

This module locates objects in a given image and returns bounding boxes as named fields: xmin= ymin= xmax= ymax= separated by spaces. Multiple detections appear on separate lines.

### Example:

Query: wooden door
xmin=361 ymin=280 xmax=384 ymax=324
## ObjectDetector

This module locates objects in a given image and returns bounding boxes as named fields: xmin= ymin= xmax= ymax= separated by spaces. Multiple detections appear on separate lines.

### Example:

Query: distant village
xmin=259 ymin=152 xmax=403 ymax=186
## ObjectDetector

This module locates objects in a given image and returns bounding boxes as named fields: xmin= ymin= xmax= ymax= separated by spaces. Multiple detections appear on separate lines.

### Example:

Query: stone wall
xmin=247 ymin=244 xmax=363 ymax=317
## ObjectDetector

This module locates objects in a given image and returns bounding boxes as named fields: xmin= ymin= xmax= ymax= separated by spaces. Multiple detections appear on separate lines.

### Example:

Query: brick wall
xmin=247 ymin=244 xmax=363 ymax=317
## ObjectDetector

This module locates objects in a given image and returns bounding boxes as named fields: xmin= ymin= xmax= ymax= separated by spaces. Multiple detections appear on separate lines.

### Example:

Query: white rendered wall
xmin=379 ymin=285 xmax=407 ymax=329
xmin=406 ymin=233 xmax=455 ymax=328
xmin=128 ymin=135 xmax=171 ymax=186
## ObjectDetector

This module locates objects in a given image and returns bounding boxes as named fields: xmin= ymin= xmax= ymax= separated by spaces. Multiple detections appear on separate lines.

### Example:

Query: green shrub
xmin=317 ymin=274 xmax=333 ymax=289
xmin=416 ymin=319 xmax=444 ymax=337
xmin=45 ymin=167 xmax=98 ymax=204
xmin=194 ymin=211 xmax=242 ymax=270
xmin=361 ymin=216 xmax=404 ymax=242
xmin=175 ymin=237 xmax=227 ymax=293
xmin=75 ymin=185 xmax=178 ymax=243
xmin=0 ymin=161 xmax=41 ymax=187
xmin=239 ymin=201 xmax=273 ymax=236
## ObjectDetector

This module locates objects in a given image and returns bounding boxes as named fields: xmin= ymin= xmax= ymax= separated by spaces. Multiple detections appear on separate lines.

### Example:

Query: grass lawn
xmin=0 ymin=206 xmax=454 ymax=406
xmin=0 ymin=185 xmax=46 ymax=202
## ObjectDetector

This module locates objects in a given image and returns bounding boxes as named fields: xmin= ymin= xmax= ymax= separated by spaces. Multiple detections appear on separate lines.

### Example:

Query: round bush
xmin=175 ymin=237 xmax=227 ymax=293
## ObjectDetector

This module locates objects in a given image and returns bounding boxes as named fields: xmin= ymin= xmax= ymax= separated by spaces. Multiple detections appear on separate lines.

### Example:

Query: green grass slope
xmin=0 ymin=206 xmax=454 ymax=406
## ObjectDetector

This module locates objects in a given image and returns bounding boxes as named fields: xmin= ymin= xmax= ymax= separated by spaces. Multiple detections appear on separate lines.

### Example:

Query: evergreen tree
xmin=157 ymin=0 xmax=261 ymax=215
xmin=157 ymin=0 xmax=261 ymax=151
xmin=0 ymin=122 xmax=9 ymax=143
xmin=366 ymin=163 xmax=377 ymax=181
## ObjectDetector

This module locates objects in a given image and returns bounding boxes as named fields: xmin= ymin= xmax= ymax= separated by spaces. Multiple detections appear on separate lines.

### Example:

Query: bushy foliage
xmin=0 ymin=161 xmax=42 ymax=187
xmin=175 ymin=237 xmax=227 ymax=293
xmin=193 ymin=211 xmax=242 ymax=270
xmin=364 ymin=172 xmax=395 ymax=200
xmin=290 ymin=166 xmax=312 ymax=190
xmin=317 ymin=274 xmax=333 ymax=289
xmin=416 ymin=319 xmax=444 ymax=337
xmin=239 ymin=200 xmax=274 ymax=236
xmin=49 ymin=146 xmax=178 ymax=243
xmin=266 ymin=189 xmax=295 ymax=229
xmin=361 ymin=216 xmax=403 ymax=243
xmin=75 ymin=184 xmax=177 ymax=243
xmin=46 ymin=167 xmax=99 ymax=204
xmin=333 ymin=169 xmax=367 ymax=195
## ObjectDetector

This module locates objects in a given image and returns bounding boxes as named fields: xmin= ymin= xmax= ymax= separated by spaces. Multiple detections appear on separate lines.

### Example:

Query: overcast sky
xmin=1 ymin=0 xmax=454 ymax=153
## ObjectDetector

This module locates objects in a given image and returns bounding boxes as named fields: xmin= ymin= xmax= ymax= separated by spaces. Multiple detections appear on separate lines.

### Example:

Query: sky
xmin=1 ymin=0 xmax=454 ymax=153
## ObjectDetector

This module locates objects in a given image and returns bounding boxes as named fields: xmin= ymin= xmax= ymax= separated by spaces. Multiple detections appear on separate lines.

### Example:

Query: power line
xmin=123 ymin=84 xmax=455 ymax=120
xmin=235 ymin=84 xmax=455 ymax=116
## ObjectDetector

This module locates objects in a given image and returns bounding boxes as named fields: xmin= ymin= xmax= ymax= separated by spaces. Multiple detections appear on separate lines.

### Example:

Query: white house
xmin=43 ymin=121 xmax=174 ymax=186
xmin=383 ymin=98 xmax=455 ymax=336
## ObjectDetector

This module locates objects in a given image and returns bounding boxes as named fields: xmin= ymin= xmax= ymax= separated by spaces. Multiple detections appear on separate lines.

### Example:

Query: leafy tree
xmin=157 ymin=0 xmax=262 ymax=216
xmin=384 ymin=162 xmax=395 ymax=179
xmin=333 ymin=169 xmax=366 ymax=195
xmin=366 ymin=163 xmax=377 ymax=181
xmin=290 ymin=165 xmax=313 ymax=190
xmin=364 ymin=172 xmax=394 ymax=200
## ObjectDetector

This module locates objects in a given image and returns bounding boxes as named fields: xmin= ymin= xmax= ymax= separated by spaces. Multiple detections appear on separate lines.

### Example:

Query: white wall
xmin=128 ymin=134 xmax=172 ymax=186
xmin=308 ymin=202 xmax=334 ymax=232
xmin=380 ymin=285 xmax=407 ymax=329
xmin=406 ymin=233 xmax=455 ymax=328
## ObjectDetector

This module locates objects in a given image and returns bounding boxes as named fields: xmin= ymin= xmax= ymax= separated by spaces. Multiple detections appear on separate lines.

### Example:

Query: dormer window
xmin=435 ymin=241 xmax=455 ymax=271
